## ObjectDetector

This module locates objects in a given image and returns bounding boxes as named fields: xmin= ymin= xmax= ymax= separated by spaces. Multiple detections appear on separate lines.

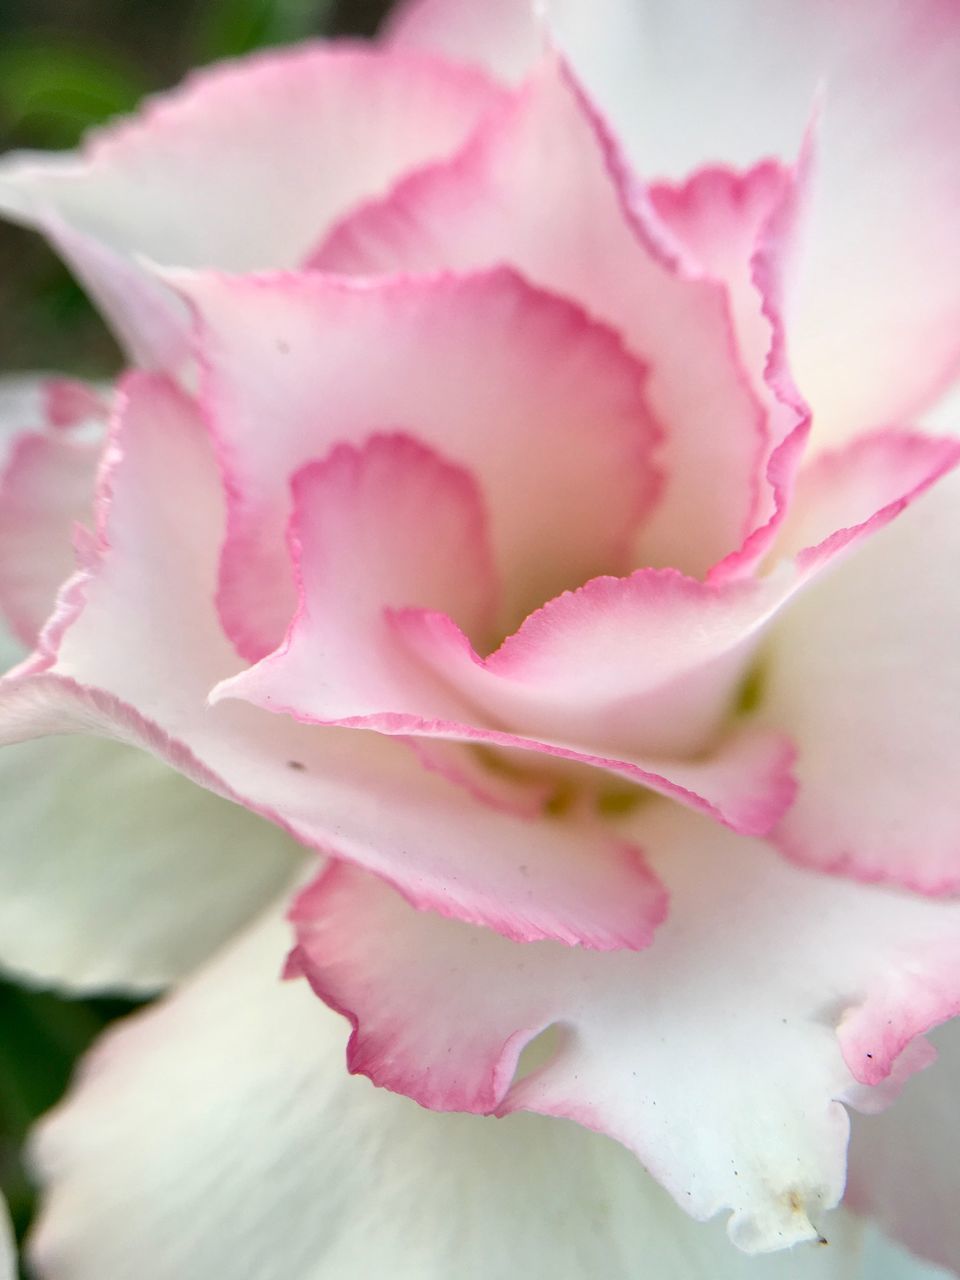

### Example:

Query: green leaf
xmin=0 ymin=39 xmax=149 ymax=148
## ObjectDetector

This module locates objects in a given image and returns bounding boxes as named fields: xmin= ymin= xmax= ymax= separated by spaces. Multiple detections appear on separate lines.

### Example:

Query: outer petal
xmin=0 ymin=730 xmax=304 ymax=994
xmin=0 ymin=46 xmax=506 ymax=368
xmin=220 ymin=429 xmax=956 ymax=838
xmin=0 ymin=1198 xmax=13 ymax=1280
xmin=384 ymin=0 xmax=541 ymax=84
xmin=763 ymin=464 xmax=960 ymax=893
xmin=847 ymin=1018 xmax=960 ymax=1277
xmin=540 ymin=0 xmax=960 ymax=445
xmin=0 ymin=372 xmax=666 ymax=951
xmin=315 ymin=59 xmax=768 ymax=576
xmin=648 ymin=158 xmax=801 ymax=444
xmin=220 ymin=554 xmax=798 ymax=837
xmin=174 ymin=266 xmax=660 ymax=659
xmin=28 ymin=900 xmax=912 ymax=1280
xmin=0 ymin=376 xmax=106 ymax=646
xmin=291 ymin=802 xmax=960 ymax=1255
xmin=0 ymin=460 xmax=303 ymax=1001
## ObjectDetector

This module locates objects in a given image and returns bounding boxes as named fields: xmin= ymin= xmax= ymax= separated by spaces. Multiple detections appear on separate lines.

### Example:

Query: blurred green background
xmin=0 ymin=0 xmax=395 ymax=1267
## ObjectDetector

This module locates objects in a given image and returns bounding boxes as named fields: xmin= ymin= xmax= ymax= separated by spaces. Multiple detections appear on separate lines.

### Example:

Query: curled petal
xmin=291 ymin=802 xmax=960 ymax=1255
xmin=316 ymin=58 xmax=770 ymax=576
xmin=0 ymin=372 xmax=666 ymax=951
xmin=172 ymin=265 xmax=660 ymax=659
xmin=847 ymin=1018 xmax=960 ymax=1277
xmin=0 ymin=376 xmax=105 ymax=646
xmin=537 ymin=0 xmax=960 ymax=444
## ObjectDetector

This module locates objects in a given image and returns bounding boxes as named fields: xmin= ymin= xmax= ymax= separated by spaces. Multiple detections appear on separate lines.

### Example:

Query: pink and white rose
xmin=1 ymin=1 xmax=959 ymax=1276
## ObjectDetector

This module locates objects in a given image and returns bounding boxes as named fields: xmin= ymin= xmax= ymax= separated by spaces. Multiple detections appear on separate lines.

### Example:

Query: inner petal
xmin=174 ymin=266 xmax=661 ymax=660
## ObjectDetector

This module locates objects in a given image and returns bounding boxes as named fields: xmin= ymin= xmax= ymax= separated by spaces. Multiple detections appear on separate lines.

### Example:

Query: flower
xmin=0 ymin=1 xmax=959 ymax=1276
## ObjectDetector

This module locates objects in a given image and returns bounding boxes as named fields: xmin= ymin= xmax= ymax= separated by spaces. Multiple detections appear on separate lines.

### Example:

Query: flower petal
xmin=0 ymin=376 xmax=106 ymax=647
xmin=220 ymin=428 xmax=956 ymax=839
xmin=213 ymin=479 xmax=798 ymax=835
xmin=173 ymin=266 xmax=660 ymax=660
xmin=28 ymin=901 xmax=894 ymax=1280
xmin=315 ymin=59 xmax=768 ymax=576
xmin=648 ymin=156 xmax=801 ymax=447
xmin=0 ymin=730 xmax=304 ymax=995
xmin=541 ymin=0 xmax=960 ymax=444
xmin=0 ymin=46 xmax=506 ymax=367
xmin=764 ymin=464 xmax=960 ymax=893
xmin=0 ymin=424 xmax=101 ymax=649
xmin=847 ymin=1018 xmax=960 ymax=1277
xmin=291 ymin=802 xmax=960 ymax=1255
xmin=0 ymin=1197 xmax=13 ymax=1280
xmin=0 ymin=372 xmax=665 ymax=951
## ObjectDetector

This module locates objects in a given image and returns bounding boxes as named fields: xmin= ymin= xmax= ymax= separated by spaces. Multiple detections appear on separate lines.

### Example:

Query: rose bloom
xmin=0 ymin=1 xmax=959 ymax=1276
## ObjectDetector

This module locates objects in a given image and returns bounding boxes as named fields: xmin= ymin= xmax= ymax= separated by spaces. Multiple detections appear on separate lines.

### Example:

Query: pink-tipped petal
xmin=541 ymin=0 xmax=960 ymax=446
xmin=384 ymin=0 xmax=542 ymax=84
xmin=847 ymin=1017 xmax=960 ymax=1277
xmin=0 ymin=1198 xmax=12 ymax=1280
xmin=27 ymin=901 xmax=885 ymax=1280
xmin=401 ymin=570 xmax=776 ymax=756
xmin=174 ymin=266 xmax=659 ymax=659
xmin=0 ymin=375 xmax=106 ymax=646
xmin=651 ymin=153 xmax=812 ymax=575
xmin=0 ymin=372 xmax=666 ymax=951
xmin=222 ymin=422 xmax=956 ymax=842
xmin=214 ymin=467 xmax=797 ymax=836
xmin=0 ymin=46 xmax=506 ymax=367
xmin=0 ymin=724 xmax=303 ymax=994
xmin=316 ymin=58 xmax=769 ymax=577
xmin=292 ymin=802 xmax=960 ymax=1255
xmin=772 ymin=430 xmax=960 ymax=572
xmin=763 ymin=461 xmax=960 ymax=894
xmin=706 ymin=134 xmax=816 ymax=581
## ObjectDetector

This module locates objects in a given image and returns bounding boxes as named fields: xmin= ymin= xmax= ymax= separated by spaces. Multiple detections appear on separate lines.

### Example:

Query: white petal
xmin=0 ymin=731 xmax=304 ymax=994
xmin=0 ymin=46 xmax=505 ymax=368
xmin=30 ymin=901 xmax=898 ymax=1280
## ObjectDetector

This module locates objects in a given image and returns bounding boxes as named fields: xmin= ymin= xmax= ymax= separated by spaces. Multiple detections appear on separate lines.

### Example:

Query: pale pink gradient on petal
xmin=315 ymin=58 xmax=770 ymax=577
xmin=173 ymin=265 xmax=660 ymax=660
xmin=764 ymin=462 xmax=960 ymax=896
xmin=0 ymin=46 xmax=507 ymax=367
xmin=290 ymin=803 xmax=960 ymax=1254
xmin=404 ymin=737 xmax=553 ymax=820
xmin=43 ymin=379 xmax=108 ymax=428
xmin=23 ymin=901 xmax=884 ymax=1279
xmin=707 ymin=127 xmax=816 ymax=583
xmin=384 ymin=0 xmax=542 ymax=84
xmin=219 ymin=425 xmax=957 ymax=845
xmin=773 ymin=429 xmax=960 ymax=573
xmin=212 ymin=426 xmax=797 ymax=833
xmin=540 ymin=0 xmax=960 ymax=447
xmin=0 ymin=372 xmax=667 ymax=951
xmin=269 ymin=432 xmax=500 ymax=719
